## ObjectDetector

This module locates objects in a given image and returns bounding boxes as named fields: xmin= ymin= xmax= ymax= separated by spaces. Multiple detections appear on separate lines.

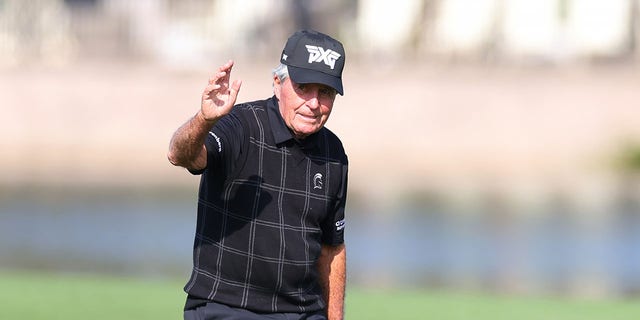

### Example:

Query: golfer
xmin=168 ymin=30 xmax=348 ymax=320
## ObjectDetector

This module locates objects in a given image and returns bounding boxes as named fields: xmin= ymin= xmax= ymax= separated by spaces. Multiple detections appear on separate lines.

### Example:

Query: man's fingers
xmin=204 ymin=61 xmax=240 ymax=109
xmin=203 ymin=84 xmax=220 ymax=95
xmin=209 ymin=71 xmax=227 ymax=84
xmin=220 ymin=60 xmax=234 ymax=72
xmin=208 ymin=60 xmax=235 ymax=85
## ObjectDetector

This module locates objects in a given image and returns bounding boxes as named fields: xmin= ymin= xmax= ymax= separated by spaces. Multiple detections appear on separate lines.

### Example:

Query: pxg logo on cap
xmin=304 ymin=45 xmax=341 ymax=70
xmin=280 ymin=30 xmax=345 ymax=95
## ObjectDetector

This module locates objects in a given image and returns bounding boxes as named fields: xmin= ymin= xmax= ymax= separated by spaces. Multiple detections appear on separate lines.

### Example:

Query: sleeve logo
xmin=209 ymin=131 xmax=222 ymax=152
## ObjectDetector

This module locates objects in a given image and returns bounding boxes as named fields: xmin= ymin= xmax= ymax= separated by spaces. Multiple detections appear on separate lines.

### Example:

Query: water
xmin=1 ymin=189 xmax=639 ymax=296
xmin=0 ymin=193 xmax=195 ymax=276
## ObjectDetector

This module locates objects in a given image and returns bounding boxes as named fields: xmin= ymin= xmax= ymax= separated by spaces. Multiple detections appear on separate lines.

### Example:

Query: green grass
xmin=346 ymin=288 xmax=640 ymax=320
xmin=1 ymin=270 xmax=639 ymax=320
xmin=0 ymin=271 xmax=185 ymax=320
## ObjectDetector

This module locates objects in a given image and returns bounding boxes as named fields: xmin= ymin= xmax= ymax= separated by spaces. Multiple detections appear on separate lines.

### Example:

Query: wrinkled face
xmin=274 ymin=76 xmax=337 ymax=139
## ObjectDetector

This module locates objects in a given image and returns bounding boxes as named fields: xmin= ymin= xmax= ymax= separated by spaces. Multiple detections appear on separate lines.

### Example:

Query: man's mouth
xmin=297 ymin=113 xmax=318 ymax=122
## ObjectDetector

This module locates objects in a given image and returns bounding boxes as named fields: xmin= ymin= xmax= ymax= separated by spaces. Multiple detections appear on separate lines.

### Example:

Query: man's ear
xmin=273 ymin=75 xmax=282 ymax=99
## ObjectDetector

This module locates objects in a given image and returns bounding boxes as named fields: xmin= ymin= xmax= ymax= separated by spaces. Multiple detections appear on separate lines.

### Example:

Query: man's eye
xmin=319 ymin=88 xmax=334 ymax=96
xmin=297 ymin=84 xmax=308 ymax=91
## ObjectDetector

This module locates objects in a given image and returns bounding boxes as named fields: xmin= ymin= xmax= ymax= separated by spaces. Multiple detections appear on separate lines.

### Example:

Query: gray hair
xmin=272 ymin=63 xmax=289 ymax=82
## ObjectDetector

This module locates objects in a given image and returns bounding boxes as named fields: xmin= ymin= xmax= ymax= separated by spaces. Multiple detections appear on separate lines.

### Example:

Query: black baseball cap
xmin=280 ymin=30 xmax=346 ymax=95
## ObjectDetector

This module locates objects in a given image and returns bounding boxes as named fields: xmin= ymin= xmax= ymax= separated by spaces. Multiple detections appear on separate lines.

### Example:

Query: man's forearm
xmin=167 ymin=111 xmax=216 ymax=170
xmin=318 ymin=244 xmax=346 ymax=320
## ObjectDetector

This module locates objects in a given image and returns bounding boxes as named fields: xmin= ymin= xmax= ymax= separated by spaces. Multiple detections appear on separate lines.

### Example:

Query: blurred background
xmin=1 ymin=0 xmax=640 ymax=309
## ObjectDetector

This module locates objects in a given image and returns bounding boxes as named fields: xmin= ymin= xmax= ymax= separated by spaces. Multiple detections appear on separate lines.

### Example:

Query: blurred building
xmin=1 ymin=0 xmax=639 ymax=67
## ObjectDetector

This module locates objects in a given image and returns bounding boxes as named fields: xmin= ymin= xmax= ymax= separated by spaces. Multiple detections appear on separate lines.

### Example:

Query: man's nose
xmin=306 ymin=93 xmax=320 ymax=109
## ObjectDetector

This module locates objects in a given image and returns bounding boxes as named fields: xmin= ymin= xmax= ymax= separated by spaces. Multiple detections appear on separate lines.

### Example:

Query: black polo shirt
xmin=184 ymin=96 xmax=348 ymax=313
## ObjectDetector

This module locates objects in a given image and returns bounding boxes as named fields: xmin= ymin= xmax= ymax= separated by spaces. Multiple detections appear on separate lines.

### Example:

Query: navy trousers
xmin=183 ymin=301 xmax=327 ymax=320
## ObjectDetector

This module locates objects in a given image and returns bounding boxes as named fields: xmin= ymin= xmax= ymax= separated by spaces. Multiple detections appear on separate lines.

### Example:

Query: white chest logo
xmin=305 ymin=45 xmax=341 ymax=69
xmin=313 ymin=173 xmax=323 ymax=190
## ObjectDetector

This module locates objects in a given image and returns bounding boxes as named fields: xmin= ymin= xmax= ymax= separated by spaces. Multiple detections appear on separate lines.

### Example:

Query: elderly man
xmin=168 ymin=30 xmax=349 ymax=320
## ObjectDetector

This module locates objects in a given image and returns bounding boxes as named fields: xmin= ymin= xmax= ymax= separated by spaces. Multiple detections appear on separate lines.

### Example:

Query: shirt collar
xmin=267 ymin=96 xmax=320 ymax=150
xmin=267 ymin=96 xmax=293 ymax=145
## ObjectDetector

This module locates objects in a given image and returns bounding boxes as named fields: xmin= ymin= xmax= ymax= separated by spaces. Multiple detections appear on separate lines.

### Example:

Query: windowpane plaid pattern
xmin=184 ymin=97 xmax=348 ymax=313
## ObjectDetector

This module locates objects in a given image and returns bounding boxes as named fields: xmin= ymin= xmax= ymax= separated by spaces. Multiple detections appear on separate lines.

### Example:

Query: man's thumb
xmin=229 ymin=80 xmax=242 ymax=101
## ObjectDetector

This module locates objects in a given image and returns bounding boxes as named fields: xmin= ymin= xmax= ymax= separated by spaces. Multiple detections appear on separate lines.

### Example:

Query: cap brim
xmin=287 ymin=65 xmax=344 ymax=95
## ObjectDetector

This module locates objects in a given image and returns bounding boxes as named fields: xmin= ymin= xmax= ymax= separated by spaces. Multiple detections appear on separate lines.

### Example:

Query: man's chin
xmin=293 ymin=126 xmax=321 ymax=139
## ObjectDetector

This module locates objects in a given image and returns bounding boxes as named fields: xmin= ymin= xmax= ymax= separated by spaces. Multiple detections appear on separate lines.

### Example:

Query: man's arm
xmin=317 ymin=243 xmax=346 ymax=320
xmin=167 ymin=111 xmax=214 ymax=170
xmin=167 ymin=60 xmax=242 ymax=170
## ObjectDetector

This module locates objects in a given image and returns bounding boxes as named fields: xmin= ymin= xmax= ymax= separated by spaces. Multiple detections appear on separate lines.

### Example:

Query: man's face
xmin=274 ymin=76 xmax=337 ymax=139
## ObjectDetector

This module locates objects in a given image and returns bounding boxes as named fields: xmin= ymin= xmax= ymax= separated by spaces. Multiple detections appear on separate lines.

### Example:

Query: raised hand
xmin=200 ymin=60 xmax=243 ymax=122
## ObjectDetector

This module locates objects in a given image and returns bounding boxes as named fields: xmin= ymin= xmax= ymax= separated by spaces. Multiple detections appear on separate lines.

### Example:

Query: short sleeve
xmin=320 ymin=163 xmax=348 ymax=246
xmin=189 ymin=111 xmax=244 ymax=176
